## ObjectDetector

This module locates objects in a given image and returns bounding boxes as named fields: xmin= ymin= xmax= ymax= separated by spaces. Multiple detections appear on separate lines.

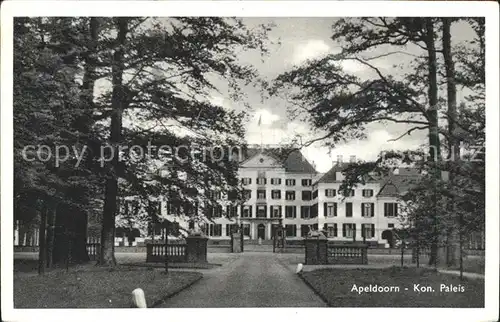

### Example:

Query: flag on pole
xmin=258 ymin=114 xmax=262 ymax=127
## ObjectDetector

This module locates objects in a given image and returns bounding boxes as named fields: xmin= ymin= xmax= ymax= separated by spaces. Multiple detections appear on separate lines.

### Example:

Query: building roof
xmin=316 ymin=162 xmax=379 ymax=184
xmin=317 ymin=163 xmax=420 ymax=196
xmin=377 ymin=172 xmax=420 ymax=197
xmin=241 ymin=146 xmax=317 ymax=174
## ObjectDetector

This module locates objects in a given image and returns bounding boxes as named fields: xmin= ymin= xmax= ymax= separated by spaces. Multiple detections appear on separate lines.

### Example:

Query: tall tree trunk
xmin=52 ymin=205 xmax=90 ymax=265
xmin=100 ymin=18 xmax=128 ymax=266
xmin=423 ymin=18 xmax=441 ymax=266
xmin=45 ymin=201 xmax=57 ymax=268
xmin=442 ymin=17 xmax=461 ymax=268
xmin=38 ymin=201 xmax=47 ymax=275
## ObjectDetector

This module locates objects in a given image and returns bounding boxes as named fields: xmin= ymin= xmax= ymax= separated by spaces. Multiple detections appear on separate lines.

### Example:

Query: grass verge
xmin=300 ymin=266 xmax=484 ymax=307
xmin=14 ymin=267 xmax=202 ymax=308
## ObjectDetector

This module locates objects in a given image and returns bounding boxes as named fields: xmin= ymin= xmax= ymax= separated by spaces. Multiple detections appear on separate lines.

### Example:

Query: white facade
xmin=203 ymin=153 xmax=413 ymax=247
xmin=316 ymin=179 xmax=405 ymax=245
xmin=150 ymin=147 xmax=412 ymax=247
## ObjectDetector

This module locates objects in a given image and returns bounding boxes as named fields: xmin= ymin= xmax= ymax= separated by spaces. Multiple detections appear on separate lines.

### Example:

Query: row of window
xmin=206 ymin=188 xmax=375 ymax=202
xmin=241 ymin=189 xmax=375 ymax=201
xmin=168 ymin=202 xmax=398 ymax=219
xmin=241 ymin=178 xmax=313 ymax=186
xmin=325 ymin=189 xmax=375 ymax=197
xmin=235 ymin=203 xmax=398 ymax=219
xmin=204 ymin=223 xmax=383 ymax=238
xmin=323 ymin=202 xmax=375 ymax=217
xmin=320 ymin=223 xmax=376 ymax=239
xmin=204 ymin=223 xmax=252 ymax=237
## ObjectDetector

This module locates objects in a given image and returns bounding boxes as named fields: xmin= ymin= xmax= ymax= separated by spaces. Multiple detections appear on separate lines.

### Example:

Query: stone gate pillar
xmin=304 ymin=231 xmax=328 ymax=265
xmin=231 ymin=232 xmax=242 ymax=253
xmin=186 ymin=233 xmax=208 ymax=263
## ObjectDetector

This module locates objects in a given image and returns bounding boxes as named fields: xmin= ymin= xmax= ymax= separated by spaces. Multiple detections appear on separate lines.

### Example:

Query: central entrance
xmin=257 ymin=223 xmax=266 ymax=240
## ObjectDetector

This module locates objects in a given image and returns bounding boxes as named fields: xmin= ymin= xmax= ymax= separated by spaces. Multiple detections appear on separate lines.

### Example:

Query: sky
xmin=207 ymin=17 xmax=478 ymax=173
xmin=92 ymin=17 xmax=478 ymax=174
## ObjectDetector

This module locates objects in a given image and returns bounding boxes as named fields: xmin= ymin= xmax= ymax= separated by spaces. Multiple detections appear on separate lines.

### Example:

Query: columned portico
xmin=243 ymin=219 xmax=283 ymax=241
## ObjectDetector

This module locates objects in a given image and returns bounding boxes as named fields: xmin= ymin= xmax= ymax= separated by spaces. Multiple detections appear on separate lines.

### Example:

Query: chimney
xmin=336 ymin=154 xmax=343 ymax=165
xmin=349 ymin=155 xmax=356 ymax=163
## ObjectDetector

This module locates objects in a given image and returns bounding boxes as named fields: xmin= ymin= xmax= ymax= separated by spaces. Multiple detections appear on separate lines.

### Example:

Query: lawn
xmin=14 ymin=267 xmax=202 ymax=308
xmin=301 ymin=266 xmax=484 ymax=307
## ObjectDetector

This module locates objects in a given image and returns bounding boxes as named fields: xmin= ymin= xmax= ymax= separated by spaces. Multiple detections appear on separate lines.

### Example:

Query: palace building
xmin=13 ymin=144 xmax=485 ymax=250
xmin=197 ymin=145 xmax=420 ymax=247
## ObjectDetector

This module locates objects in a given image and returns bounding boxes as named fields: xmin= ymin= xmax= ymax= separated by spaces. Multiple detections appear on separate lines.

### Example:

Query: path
xmin=159 ymin=252 xmax=326 ymax=307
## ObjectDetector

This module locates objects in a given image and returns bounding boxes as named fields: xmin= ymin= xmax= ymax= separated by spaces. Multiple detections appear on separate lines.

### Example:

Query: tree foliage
xmin=271 ymin=17 xmax=485 ymax=266
xmin=14 ymin=17 xmax=271 ymax=267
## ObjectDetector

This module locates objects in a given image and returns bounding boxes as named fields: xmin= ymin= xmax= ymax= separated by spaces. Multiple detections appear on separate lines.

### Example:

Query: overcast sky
xmin=206 ymin=17 xmax=478 ymax=173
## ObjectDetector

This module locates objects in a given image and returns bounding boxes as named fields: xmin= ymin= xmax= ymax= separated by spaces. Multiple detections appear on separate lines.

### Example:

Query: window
xmin=285 ymin=224 xmax=297 ymax=237
xmin=312 ymin=190 xmax=318 ymax=199
xmin=339 ymin=189 xmax=355 ymax=197
xmin=285 ymin=191 xmax=295 ymax=200
xmin=285 ymin=179 xmax=296 ymax=186
xmin=361 ymin=224 xmax=375 ymax=239
xmin=301 ymin=179 xmax=312 ymax=186
xmin=270 ymin=178 xmax=282 ymax=185
xmin=243 ymin=224 xmax=251 ymax=237
xmin=310 ymin=204 xmax=318 ymax=218
xmin=242 ymin=178 xmax=252 ymax=185
xmin=226 ymin=224 xmax=239 ymax=236
xmin=243 ymin=190 xmax=251 ymax=200
xmin=241 ymin=205 xmax=252 ymax=218
xmin=384 ymin=203 xmax=398 ymax=217
xmin=343 ymin=223 xmax=356 ymax=238
xmin=325 ymin=189 xmax=336 ymax=197
xmin=388 ymin=223 xmax=395 ymax=228
xmin=300 ymin=206 xmax=311 ymax=219
xmin=256 ymin=178 xmax=267 ymax=185
xmin=256 ymin=205 xmax=267 ymax=218
xmin=209 ymin=224 xmax=222 ymax=237
xmin=361 ymin=203 xmax=375 ymax=217
xmin=302 ymin=191 xmax=312 ymax=201
xmin=226 ymin=205 xmax=238 ymax=217
xmin=257 ymin=190 xmax=266 ymax=199
xmin=271 ymin=205 xmax=282 ymax=218
xmin=271 ymin=190 xmax=281 ymax=199
xmin=326 ymin=224 xmax=338 ymax=238
xmin=285 ymin=205 xmax=296 ymax=218
xmin=362 ymin=189 xmax=374 ymax=197
xmin=346 ymin=202 xmax=353 ymax=217
xmin=300 ymin=225 xmax=310 ymax=237
xmin=210 ymin=205 xmax=222 ymax=218
xmin=208 ymin=191 xmax=222 ymax=200
xmin=324 ymin=202 xmax=337 ymax=217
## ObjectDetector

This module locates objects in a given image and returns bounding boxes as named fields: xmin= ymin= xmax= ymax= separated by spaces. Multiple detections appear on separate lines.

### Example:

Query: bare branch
xmin=387 ymin=126 xmax=429 ymax=142
xmin=361 ymin=50 xmax=423 ymax=61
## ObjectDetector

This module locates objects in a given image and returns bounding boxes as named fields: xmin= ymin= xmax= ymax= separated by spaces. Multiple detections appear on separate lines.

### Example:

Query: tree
xmin=270 ymin=17 xmax=485 ymax=266
xmin=14 ymin=17 xmax=104 ymax=269
xmin=91 ymin=17 xmax=269 ymax=266
xmin=15 ymin=17 xmax=271 ymax=268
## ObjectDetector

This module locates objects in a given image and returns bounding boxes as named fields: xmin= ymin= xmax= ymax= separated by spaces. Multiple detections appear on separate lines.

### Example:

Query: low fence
xmin=146 ymin=243 xmax=187 ymax=263
xmin=304 ymin=236 xmax=369 ymax=265
xmin=327 ymin=244 xmax=368 ymax=265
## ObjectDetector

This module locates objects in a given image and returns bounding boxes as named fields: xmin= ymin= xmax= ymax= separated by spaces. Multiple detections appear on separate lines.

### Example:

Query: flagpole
xmin=258 ymin=114 xmax=263 ymax=150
